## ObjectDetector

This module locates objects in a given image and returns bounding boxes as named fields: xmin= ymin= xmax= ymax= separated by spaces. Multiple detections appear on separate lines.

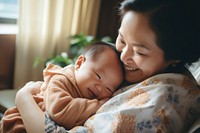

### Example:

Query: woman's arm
xmin=15 ymin=81 xmax=45 ymax=133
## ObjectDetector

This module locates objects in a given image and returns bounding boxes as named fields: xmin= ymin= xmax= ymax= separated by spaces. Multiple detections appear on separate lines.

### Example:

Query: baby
xmin=0 ymin=42 xmax=124 ymax=133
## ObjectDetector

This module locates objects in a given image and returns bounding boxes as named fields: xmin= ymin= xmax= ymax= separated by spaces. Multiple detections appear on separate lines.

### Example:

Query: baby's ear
xmin=75 ymin=55 xmax=86 ymax=70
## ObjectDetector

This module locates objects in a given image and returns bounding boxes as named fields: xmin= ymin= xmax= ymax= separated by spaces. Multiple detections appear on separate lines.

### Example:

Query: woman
xmin=15 ymin=0 xmax=200 ymax=132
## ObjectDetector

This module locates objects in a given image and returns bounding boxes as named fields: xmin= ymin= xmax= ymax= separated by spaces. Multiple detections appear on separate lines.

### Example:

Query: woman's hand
xmin=15 ymin=81 xmax=45 ymax=133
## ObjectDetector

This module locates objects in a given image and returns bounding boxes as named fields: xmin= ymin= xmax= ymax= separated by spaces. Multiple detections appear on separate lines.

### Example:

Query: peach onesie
xmin=0 ymin=64 xmax=102 ymax=133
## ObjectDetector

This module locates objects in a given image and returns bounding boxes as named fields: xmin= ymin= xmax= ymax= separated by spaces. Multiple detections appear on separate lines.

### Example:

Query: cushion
xmin=0 ymin=89 xmax=19 ymax=112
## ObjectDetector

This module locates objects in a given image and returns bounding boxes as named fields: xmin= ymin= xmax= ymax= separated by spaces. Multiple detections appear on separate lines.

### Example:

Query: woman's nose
xmin=120 ymin=45 xmax=134 ymax=65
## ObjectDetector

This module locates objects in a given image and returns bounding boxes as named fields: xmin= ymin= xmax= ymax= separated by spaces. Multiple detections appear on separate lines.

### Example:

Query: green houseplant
xmin=34 ymin=33 xmax=113 ymax=68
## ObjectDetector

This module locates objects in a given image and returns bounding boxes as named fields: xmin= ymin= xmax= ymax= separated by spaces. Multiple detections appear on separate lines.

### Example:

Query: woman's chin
xmin=125 ymin=70 xmax=143 ymax=83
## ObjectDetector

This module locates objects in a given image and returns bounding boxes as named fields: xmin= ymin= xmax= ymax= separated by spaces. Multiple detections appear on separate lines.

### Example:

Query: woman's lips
xmin=125 ymin=65 xmax=138 ymax=71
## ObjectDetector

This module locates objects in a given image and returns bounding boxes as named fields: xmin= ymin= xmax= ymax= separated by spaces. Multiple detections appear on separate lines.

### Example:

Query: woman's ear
xmin=75 ymin=55 xmax=86 ymax=70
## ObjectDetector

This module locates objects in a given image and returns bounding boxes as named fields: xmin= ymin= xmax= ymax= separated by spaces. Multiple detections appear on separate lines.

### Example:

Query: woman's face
xmin=116 ymin=11 xmax=171 ymax=83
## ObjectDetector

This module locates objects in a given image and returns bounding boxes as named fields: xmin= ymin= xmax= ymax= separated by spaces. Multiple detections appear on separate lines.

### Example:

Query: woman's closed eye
xmin=134 ymin=48 xmax=147 ymax=56
xmin=120 ymin=39 xmax=126 ymax=44
xmin=135 ymin=51 xmax=145 ymax=56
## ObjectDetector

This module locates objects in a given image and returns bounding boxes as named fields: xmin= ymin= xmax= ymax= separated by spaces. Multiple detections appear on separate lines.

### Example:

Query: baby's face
xmin=75 ymin=48 xmax=124 ymax=100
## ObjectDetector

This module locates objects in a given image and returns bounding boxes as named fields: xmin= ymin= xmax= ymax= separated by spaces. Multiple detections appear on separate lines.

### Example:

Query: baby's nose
xmin=94 ymin=84 xmax=102 ymax=94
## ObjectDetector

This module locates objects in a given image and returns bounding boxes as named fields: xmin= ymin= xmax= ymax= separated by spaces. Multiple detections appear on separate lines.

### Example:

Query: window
xmin=0 ymin=0 xmax=19 ymax=24
xmin=0 ymin=0 xmax=19 ymax=34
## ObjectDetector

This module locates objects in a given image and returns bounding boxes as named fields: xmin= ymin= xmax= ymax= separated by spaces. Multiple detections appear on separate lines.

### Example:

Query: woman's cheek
xmin=116 ymin=40 xmax=123 ymax=52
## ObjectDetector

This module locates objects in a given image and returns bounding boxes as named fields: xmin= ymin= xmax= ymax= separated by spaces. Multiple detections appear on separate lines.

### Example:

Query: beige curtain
xmin=14 ymin=0 xmax=101 ymax=89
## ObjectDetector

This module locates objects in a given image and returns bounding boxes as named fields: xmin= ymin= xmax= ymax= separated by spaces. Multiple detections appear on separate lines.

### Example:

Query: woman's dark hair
xmin=119 ymin=0 xmax=200 ymax=65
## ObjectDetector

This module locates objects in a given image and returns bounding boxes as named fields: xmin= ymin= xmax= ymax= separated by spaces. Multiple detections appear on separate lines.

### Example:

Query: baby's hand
xmin=99 ymin=98 xmax=110 ymax=106
xmin=22 ymin=81 xmax=42 ymax=95
xmin=15 ymin=81 xmax=42 ymax=106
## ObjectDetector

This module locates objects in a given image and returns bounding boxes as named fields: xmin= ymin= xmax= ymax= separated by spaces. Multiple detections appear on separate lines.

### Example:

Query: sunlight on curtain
xmin=14 ymin=0 xmax=100 ymax=89
xmin=71 ymin=0 xmax=100 ymax=35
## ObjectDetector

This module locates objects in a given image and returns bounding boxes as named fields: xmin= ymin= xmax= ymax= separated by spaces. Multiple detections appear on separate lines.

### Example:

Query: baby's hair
xmin=82 ymin=41 xmax=125 ymax=80
xmin=82 ymin=42 xmax=117 ymax=60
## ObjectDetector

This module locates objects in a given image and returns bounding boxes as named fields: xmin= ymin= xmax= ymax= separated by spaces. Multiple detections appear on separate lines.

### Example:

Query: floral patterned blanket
xmin=45 ymin=73 xmax=200 ymax=133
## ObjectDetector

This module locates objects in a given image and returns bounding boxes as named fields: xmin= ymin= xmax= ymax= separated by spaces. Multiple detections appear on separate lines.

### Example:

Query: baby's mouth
xmin=88 ymin=88 xmax=96 ymax=99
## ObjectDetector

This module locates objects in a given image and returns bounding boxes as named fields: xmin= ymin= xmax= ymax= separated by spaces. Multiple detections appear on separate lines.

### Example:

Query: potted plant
xmin=34 ymin=33 xmax=113 ymax=68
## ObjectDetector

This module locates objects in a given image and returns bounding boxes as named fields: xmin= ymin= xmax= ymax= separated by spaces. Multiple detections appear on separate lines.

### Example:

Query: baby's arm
xmin=15 ymin=81 xmax=45 ymax=133
xmin=45 ymin=75 xmax=109 ymax=129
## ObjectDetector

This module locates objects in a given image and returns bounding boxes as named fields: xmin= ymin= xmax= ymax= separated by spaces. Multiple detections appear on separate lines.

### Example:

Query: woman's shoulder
xmin=147 ymin=65 xmax=199 ymax=83
xmin=141 ymin=73 xmax=193 ymax=85
xmin=114 ymin=72 xmax=199 ymax=97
